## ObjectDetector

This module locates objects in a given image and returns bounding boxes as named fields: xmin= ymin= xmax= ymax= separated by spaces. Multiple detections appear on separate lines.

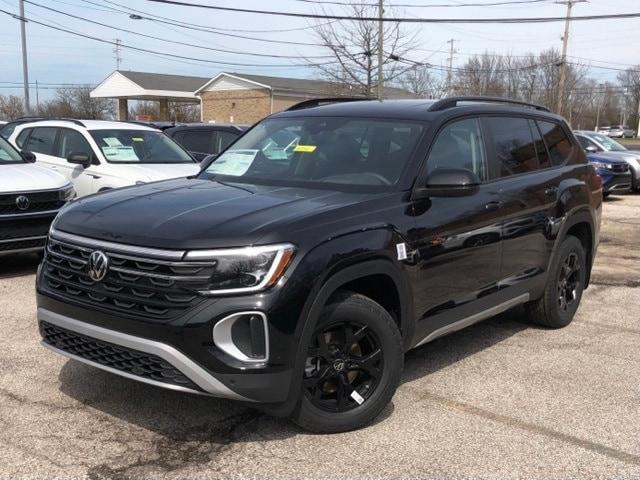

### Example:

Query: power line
xmin=24 ymin=0 xmax=336 ymax=59
xmin=0 ymin=7 xmax=339 ymax=69
xmin=144 ymin=0 xmax=640 ymax=24
xmin=290 ymin=0 xmax=553 ymax=8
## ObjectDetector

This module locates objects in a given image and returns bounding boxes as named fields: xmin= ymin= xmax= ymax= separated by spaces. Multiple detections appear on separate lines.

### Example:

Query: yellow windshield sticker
xmin=132 ymin=137 xmax=144 ymax=142
xmin=294 ymin=145 xmax=317 ymax=153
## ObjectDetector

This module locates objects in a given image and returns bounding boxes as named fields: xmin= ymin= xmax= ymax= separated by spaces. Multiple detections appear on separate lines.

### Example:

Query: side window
xmin=537 ymin=121 xmax=573 ymax=166
xmin=16 ymin=128 xmax=32 ymax=149
xmin=427 ymin=118 xmax=487 ymax=181
xmin=58 ymin=128 xmax=93 ymax=159
xmin=576 ymin=135 xmax=597 ymax=151
xmin=24 ymin=127 xmax=57 ymax=155
xmin=530 ymin=120 xmax=552 ymax=169
xmin=486 ymin=117 xmax=538 ymax=177
xmin=176 ymin=130 xmax=213 ymax=154
xmin=216 ymin=131 xmax=239 ymax=154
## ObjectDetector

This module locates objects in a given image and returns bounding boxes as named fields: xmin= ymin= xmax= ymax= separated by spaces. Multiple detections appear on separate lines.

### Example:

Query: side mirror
xmin=417 ymin=168 xmax=481 ymax=198
xmin=67 ymin=152 xmax=92 ymax=168
xmin=585 ymin=145 xmax=598 ymax=153
xmin=201 ymin=153 xmax=217 ymax=163
xmin=22 ymin=151 xmax=36 ymax=163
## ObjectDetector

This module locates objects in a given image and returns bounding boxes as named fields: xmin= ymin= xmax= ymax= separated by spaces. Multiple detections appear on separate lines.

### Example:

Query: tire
xmin=603 ymin=192 xmax=610 ymax=199
xmin=292 ymin=292 xmax=403 ymax=433
xmin=525 ymin=235 xmax=586 ymax=328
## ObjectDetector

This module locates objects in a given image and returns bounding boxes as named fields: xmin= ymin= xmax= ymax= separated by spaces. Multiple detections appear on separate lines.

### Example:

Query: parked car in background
xmin=37 ymin=96 xmax=601 ymax=433
xmin=8 ymin=119 xmax=200 ymax=197
xmin=606 ymin=125 xmax=635 ymax=138
xmin=574 ymin=130 xmax=640 ymax=190
xmin=164 ymin=124 xmax=247 ymax=161
xmin=0 ymin=116 xmax=46 ymax=139
xmin=588 ymin=152 xmax=631 ymax=197
xmin=596 ymin=126 xmax=611 ymax=135
xmin=0 ymin=133 xmax=74 ymax=256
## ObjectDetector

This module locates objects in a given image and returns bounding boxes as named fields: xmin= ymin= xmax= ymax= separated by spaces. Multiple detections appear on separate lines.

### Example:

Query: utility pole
xmin=19 ymin=0 xmax=30 ymax=115
xmin=377 ymin=0 xmax=384 ymax=100
xmin=555 ymin=0 xmax=586 ymax=115
xmin=446 ymin=39 xmax=456 ymax=95
xmin=113 ymin=38 xmax=122 ymax=70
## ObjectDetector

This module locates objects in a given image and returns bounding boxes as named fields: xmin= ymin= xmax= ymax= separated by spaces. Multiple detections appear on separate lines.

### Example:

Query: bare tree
xmin=38 ymin=87 xmax=115 ymax=119
xmin=0 ymin=95 xmax=25 ymax=120
xmin=308 ymin=1 xmax=420 ymax=97
xmin=129 ymin=101 xmax=200 ymax=122
xmin=399 ymin=66 xmax=443 ymax=98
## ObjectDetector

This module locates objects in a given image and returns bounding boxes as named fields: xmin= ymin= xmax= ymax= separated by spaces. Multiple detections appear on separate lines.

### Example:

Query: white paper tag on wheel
xmin=396 ymin=242 xmax=408 ymax=261
xmin=351 ymin=390 xmax=365 ymax=405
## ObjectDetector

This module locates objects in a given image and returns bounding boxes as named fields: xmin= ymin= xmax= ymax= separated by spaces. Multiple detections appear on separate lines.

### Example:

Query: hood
xmin=53 ymin=178 xmax=392 ymax=250
xmin=587 ymin=152 xmax=629 ymax=164
xmin=0 ymin=163 xmax=70 ymax=192
xmin=121 ymin=163 xmax=201 ymax=182
xmin=594 ymin=150 xmax=640 ymax=162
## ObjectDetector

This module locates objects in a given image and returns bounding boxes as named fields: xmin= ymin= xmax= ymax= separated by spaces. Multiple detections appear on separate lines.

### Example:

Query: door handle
xmin=485 ymin=201 xmax=503 ymax=211
xmin=544 ymin=187 xmax=558 ymax=197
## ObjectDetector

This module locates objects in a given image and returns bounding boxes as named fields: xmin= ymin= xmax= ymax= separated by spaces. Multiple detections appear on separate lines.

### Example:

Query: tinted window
xmin=0 ymin=136 xmax=23 ymax=163
xmin=175 ymin=130 xmax=213 ymax=154
xmin=537 ymin=121 xmax=572 ymax=166
xmin=58 ymin=128 xmax=93 ymax=158
xmin=203 ymin=117 xmax=424 ymax=188
xmin=487 ymin=117 xmax=538 ymax=176
xmin=427 ymin=118 xmax=487 ymax=180
xmin=531 ymin=120 xmax=551 ymax=169
xmin=217 ymin=130 xmax=239 ymax=154
xmin=576 ymin=135 xmax=597 ymax=151
xmin=24 ymin=127 xmax=57 ymax=155
xmin=16 ymin=128 xmax=31 ymax=148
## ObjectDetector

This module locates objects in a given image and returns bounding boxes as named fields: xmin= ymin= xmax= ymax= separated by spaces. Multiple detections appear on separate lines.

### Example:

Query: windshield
xmin=589 ymin=133 xmax=627 ymax=152
xmin=90 ymin=129 xmax=195 ymax=164
xmin=0 ymin=135 xmax=24 ymax=164
xmin=201 ymin=117 xmax=425 ymax=188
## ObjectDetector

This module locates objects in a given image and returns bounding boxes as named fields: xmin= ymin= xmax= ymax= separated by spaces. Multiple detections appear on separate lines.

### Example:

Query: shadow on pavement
xmin=0 ymin=253 xmax=41 ymax=279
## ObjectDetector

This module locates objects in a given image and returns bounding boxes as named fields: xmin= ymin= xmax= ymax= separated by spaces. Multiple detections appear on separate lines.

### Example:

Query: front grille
xmin=0 ymin=236 xmax=46 ymax=252
xmin=0 ymin=216 xmax=56 ymax=240
xmin=0 ymin=189 xmax=65 ymax=216
xmin=43 ymin=233 xmax=214 ymax=319
xmin=610 ymin=163 xmax=629 ymax=173
xmin=40 ymin=321 xmax=200 ymax=391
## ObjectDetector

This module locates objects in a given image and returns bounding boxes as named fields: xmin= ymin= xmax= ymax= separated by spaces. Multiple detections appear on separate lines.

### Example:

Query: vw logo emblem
xmin=15 ymin=195 xmax=30 ymax=211
xmin=87 ymin=250 xmax=109 ymax=282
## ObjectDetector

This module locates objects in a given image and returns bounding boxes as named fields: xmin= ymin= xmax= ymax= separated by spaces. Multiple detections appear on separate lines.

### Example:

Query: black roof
xmin=164 ymin=123 xmax=248 ymax=135
xmin=272 ymin=98 xmax=562 ymax=122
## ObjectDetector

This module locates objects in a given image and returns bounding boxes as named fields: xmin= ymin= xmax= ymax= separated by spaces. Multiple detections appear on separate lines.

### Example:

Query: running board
xmin=414 ymin=293 xmax=530 ymax=348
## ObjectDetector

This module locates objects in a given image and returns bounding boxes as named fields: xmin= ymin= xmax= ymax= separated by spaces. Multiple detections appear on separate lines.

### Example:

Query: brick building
xmin=91 ymin=70 xmax=417 ymax=123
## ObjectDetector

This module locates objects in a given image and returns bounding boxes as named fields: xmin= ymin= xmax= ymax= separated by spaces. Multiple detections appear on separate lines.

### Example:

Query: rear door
xmin=485 ymin=116 xmax=571 ymax=295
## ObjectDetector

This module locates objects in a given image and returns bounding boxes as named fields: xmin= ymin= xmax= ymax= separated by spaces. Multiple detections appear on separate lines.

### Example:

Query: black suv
xmin=37 ymin=97 xmax=601 ymax=432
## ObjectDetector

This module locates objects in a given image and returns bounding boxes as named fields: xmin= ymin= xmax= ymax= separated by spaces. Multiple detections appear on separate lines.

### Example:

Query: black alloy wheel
xmin=557 ymin=252 xmax=581 ymax=313
xmin=303 ymin=320 xmax=383 ymax=413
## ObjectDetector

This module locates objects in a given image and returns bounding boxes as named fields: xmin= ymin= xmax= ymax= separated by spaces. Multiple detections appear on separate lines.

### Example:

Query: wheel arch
xmin=551 ymin=208 xmax=597 ymax=288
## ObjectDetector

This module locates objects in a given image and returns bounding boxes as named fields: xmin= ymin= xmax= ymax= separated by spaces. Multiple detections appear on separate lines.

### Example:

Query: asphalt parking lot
xmin=0 ymin=195 xmax=639 ymax=480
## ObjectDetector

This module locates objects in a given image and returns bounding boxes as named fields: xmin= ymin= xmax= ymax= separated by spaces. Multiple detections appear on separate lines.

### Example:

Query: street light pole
xmin=377 ymin=0 xmax=384 ymax=100
xmin=19 ymin=0 xmax=31 ymax=115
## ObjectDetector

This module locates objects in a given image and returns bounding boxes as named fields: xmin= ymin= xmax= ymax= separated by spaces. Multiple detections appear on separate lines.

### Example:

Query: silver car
xmin=0 ymin=135 xmax=75 ymax=256
xmin=606 ymin=125 xmax=635 ymax=138
xmin=574 ymin=130 xmax=640 ymax=190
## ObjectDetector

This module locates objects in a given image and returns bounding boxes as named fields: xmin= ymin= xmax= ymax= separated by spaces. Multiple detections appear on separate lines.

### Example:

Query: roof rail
xmin=12 ymin=117 xmax=86 ymax=127
xmin=286 ymin=97 xmax=370 ymax=111
xmin=427 ymin=96 xmax=550 ymax=113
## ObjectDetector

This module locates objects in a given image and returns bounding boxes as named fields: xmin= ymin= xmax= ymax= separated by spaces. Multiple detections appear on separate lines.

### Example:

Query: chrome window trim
xmin=212 ymin=312 xmax=269 ymax=365
xmin=38 ymin=308 xmax=253 ymax=401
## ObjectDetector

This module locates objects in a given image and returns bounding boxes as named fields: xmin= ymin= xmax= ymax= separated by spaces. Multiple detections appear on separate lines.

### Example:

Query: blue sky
xmin=0 ymin=0 xmax=638 ymax=100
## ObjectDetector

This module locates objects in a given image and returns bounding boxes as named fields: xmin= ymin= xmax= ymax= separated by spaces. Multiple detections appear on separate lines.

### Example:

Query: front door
xmin=407 ymin=117 xmax=504 ymax=346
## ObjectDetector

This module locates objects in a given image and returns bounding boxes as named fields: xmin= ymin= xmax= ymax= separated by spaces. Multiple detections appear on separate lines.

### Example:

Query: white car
xmin=0 ymin=134 xmax=74 ymax=255
xmin=8 ymin=120 xmax=201 ymax=197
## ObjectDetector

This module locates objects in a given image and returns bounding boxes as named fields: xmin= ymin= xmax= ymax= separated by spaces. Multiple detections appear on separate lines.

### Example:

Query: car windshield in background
xmin=90 ymin=130 xmax=195 ymax=164
xmin=201 ymin=117 xmax=425 ymax=188
xmin=0 ymin=135 xmax=24 ymax=163
xmin=590 ymin=133 xmax=627 ymax=152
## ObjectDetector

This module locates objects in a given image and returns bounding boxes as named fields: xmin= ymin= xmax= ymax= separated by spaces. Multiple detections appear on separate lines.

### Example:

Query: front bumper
xmin=597 ymin=170 xmax=631 ymax=194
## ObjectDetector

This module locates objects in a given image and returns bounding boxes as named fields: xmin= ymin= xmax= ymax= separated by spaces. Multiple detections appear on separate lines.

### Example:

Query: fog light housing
xmin=213 ymin=312 xmax=268 ymax=364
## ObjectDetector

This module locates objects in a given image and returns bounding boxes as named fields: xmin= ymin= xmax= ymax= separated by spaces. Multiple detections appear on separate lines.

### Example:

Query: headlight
xmin=591 ymin=162 xmax=611 ymax=170
xmin=185 ymin=244 xmax=295 ymax=295
xmin=59 ymin=184 xmax=76 ymax=201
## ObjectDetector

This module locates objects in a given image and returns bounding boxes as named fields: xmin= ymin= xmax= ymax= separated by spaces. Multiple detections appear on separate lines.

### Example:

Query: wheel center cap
xmin=333 ymin=359 xmax=346 ymax=372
